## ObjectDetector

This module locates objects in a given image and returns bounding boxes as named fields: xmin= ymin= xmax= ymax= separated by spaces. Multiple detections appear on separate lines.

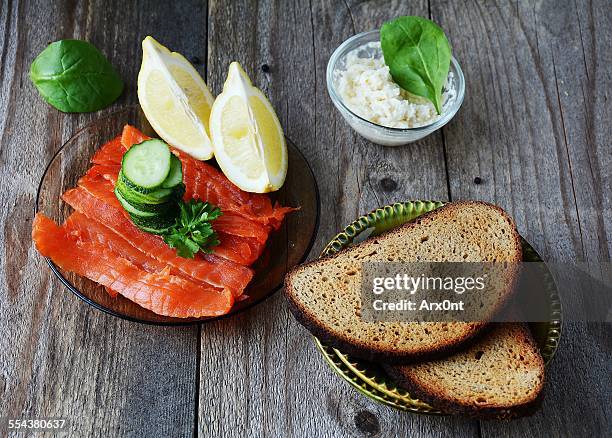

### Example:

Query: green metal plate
xmin=314 ymin=201 xmax=562 ymax=414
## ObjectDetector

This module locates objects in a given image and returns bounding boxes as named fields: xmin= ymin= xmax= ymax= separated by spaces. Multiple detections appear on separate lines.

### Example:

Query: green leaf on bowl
xmin=380 ymin=16 xmax=451 ymax=114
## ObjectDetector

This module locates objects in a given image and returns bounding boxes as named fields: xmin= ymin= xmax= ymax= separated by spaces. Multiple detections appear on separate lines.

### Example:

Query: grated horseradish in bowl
xmin=327 ymin=30 xmax=465 ymax=146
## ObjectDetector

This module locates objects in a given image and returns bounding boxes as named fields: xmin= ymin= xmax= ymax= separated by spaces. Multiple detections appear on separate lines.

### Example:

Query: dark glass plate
xmin=35 ymin=106 xmax=320 ymax=325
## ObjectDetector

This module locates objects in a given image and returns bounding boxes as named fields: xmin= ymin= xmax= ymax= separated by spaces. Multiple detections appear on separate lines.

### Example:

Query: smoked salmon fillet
xmin=78 ymin=171 xmax=269 ymax=257
xmin=65 ymin=212 xmax=170 ymax=274
xmin=66 ymin=212 xmax=264 ymax=292
xmin=33 ymin=214 xmax=234 ymax=318
xmin=91 ymin=136 xmax=126 ymax=166
xmin=62 ymin=187 xmax=253 ymax=296
xmin=85 ymin=163 xmax=121 ymax=184
xmin=119 ymin=125 xmax=296 ymax=229
xmin=214 ymin=232 xmax=265 ymax=266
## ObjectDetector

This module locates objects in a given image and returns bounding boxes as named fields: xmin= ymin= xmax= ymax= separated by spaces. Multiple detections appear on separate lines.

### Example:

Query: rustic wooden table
xmin=1 ymin=0 xmax=610 ymax=436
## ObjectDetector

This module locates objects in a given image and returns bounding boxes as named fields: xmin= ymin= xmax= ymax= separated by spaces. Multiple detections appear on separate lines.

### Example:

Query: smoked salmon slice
xmin=82 ymin=162 xmax=272 ymax=244
xmin=214 ymin=232 xmax=265 ymax=266
xmin=65 ymin=212 xmax=264 ymax=286
xmin=78 ymin=172 xmax=124 ymax=211
xmin=91 ymin=136 xmax=127 ymax=165
xmin=77 ymin=172 xmax=269 ymax=258
xmin=85 ymin=164 xmax=121 ymax=184
xmin=120 ymin=124 xmax=150 ymax=153
xmin=211 ymin=212 xmax=269 ymax=244
xmin=62 ymin=187 xmax=253 ymax=297
xmin=65 ymin=212 xmax=169 ymax=274
xmin=33 ymin=214 xmax=234 ymax=318
xmin=120 ymin=125 xmax=296 ymax=229
xmin=179 ymin=150 xmax=295 ymax=229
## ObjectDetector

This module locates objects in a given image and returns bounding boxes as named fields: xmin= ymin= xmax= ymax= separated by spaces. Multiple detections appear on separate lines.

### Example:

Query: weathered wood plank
xmin=200 ymin=1 xmax=478 ymax=436
xmin=0 ymin=0 xmax=207 ymax=435
xmin=551 ymin=0 xmax=611 ymax=261
xmin=432 ymin=0 xmax=611 ymax=435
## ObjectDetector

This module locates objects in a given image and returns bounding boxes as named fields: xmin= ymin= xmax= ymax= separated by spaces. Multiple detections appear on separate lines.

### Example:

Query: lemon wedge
xmin=209 ymin=62 xmax=287 ymax=193
xmin=137 ymin=36 xmax=214 ymax=160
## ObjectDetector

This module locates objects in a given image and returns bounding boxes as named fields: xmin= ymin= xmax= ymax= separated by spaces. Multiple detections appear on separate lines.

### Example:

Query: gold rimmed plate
xmin=35 ymin=106 xmax=320 ymax=325
xmin=314 ymin=201 xmax=562 ymax=414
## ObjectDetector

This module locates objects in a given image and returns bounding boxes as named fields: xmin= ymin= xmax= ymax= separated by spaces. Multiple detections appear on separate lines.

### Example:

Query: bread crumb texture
xmin=388 ymin=324 xmax=544 ymax=412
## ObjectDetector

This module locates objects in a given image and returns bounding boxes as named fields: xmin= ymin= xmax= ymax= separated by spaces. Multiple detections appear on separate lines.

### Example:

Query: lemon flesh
xmin=209 ymin=62 xmax=287 ymax=193
xmin=138 ymin=36 xmax=214 ymax=160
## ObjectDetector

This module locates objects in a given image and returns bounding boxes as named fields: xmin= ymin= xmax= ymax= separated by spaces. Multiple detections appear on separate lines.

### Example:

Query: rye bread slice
xmin=284 ymin=201 xmax=522 ymax=363
xmin=384 ymin=324 xmax=545 ymax=419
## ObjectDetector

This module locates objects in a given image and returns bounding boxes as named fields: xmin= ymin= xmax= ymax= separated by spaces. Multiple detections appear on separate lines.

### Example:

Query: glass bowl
xmin=35 ymin=106 xmax=320 ymax=325
xmin=327 ymin=30 xmax=465 ymax=146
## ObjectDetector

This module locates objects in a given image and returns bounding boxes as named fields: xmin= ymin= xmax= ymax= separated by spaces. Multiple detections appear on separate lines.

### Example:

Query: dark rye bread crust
xmin=284 ymin=201 xmax=523 ymax=364
xmin=383 ymin=324 xmax=544 ymax=419
xmin=384 ymin=370 xmax=543 ymax=419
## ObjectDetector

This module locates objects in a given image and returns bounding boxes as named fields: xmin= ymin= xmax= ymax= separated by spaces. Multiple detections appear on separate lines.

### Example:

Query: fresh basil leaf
xmin=29 ymin=40 xmax=124 ymax=113
xmin=380 ymin=16 xmax=451 ymax=114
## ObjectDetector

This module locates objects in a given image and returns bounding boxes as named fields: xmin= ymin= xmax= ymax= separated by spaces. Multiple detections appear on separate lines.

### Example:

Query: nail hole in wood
xmin=379 ymin=178 xmax=397 ymax=192
xmin=353 ymin=410 xmax=380 ymax=436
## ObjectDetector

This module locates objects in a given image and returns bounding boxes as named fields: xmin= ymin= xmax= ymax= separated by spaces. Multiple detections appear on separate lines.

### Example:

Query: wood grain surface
xmin=0 ymin=0 xmax=609 ymax=437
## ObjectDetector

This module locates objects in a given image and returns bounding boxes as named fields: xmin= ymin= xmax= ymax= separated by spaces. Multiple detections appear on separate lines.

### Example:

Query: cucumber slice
xmin=119 ymin=171 xmax=157 ymax=195
xmin=119 ymin=169 xmax=180 ymax=196
xmin=161 ymin=155 xmax=183 ymax=188
xmin=114 ymin=188 xmax=158 ymax=218
xmin=116 ymin=191 xmax=175 ymax=214
xmin=130 ymin=212 xmax=176 ymax=230
xmin=136 ymin=224 xmax=172 ymax=235
xmin=144 ymin=186 xmax=175 ymax=200
xmin=121 ymin=139 xmax=171 ymax=189
xmin=170 ymin=183 xmax=186 ymax=200
xmin=131 ymin=183 xmax=184 ymax=203
xmin=116 ymin=174 xmax=174 ymax=205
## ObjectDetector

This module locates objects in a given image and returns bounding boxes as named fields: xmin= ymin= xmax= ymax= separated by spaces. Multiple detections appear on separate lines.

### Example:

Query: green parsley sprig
xmin=162 ymin=200 xmax=222 ymax=258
